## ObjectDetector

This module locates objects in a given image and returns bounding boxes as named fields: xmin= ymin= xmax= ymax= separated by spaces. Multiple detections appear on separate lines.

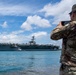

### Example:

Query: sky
xmin=0 ymin=0 xmax=76 ymax=48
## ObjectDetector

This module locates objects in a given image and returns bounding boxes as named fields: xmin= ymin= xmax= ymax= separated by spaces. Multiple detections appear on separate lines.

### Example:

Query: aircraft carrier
xmin=0 ymin=36 xmax=59 ymax=51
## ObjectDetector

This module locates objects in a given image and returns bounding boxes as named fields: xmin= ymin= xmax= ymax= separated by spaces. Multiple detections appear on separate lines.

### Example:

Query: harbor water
xmin=0 ymin=50 xmax=61 ymax=75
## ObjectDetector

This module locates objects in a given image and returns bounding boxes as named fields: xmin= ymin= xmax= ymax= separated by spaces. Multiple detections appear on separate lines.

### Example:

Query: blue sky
xmin=0 ymin=0 xmax=76 ymax=47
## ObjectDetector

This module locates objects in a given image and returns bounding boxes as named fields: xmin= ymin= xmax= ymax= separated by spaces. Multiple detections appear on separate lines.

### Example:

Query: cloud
xmin=0 ymin=31 xmax=48 ymax=43
xmin=21 ymin=22 xmax=32 ymax=31
xmin=21 ymin=15 xmax=51 ymax=31
xmin=0 ymin=2 xmax=34 ymax=16
xmin=11 ymin=30 xmax=25 ymax=35
xmin=0 ymin=21 xmax=8 ymax=28
xmin=0 ymin=34 xmax=24 ymax=43
xmin=0 ymin=32 xmax=27 ymax=43
xmin=39 ymin=0 xmax=76 ymax=24
xmin=30 ymin=31 xmax=47 ymax=38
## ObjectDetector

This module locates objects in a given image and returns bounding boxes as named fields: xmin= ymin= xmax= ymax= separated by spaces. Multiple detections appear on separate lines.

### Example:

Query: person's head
xmin=69 ymin=4 xmax=76 ymax=21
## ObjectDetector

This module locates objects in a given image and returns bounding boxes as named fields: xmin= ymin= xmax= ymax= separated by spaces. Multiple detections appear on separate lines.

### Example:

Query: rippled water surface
xmin=0 ymin=50 xmax=61 ymax=75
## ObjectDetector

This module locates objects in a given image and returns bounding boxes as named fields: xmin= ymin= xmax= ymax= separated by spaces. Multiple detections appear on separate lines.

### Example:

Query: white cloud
xmin=21 ymin=22 xmax=33 ymax=31
xmin=0 ymin=3 xmax=34 ymax=16
xmin=1 ymin=21 xmax=8 ymax=28
xmin=11 ymin=30 xmax=25 ymax=35
xmin=0 ymin=31 xmax=47 ymax=43
xmin=30 ymin=31 xmax=47 ymax=38
xmin=0 ymin=30 xmax=25 ymax=43
xmin=0 ymin=33 xmax=26 ymax=43
xmin=21 ymin=15 xmax=51 ymax=31
xmin=39 ymin=0 xmax=76 ymax=24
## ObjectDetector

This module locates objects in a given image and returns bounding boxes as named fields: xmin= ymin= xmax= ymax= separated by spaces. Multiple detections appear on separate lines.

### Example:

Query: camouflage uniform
xmin=51 ymin=21 xmax=76 ymax=75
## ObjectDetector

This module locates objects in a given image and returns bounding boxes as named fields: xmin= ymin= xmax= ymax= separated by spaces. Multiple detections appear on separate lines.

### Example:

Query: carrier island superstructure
xmin=0 ymin=36 xmax=59 ymax=51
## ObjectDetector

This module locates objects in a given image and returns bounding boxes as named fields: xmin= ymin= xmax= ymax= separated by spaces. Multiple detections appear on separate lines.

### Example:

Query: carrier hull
xmin=0 ymin=44 xmax=59 ymax=51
